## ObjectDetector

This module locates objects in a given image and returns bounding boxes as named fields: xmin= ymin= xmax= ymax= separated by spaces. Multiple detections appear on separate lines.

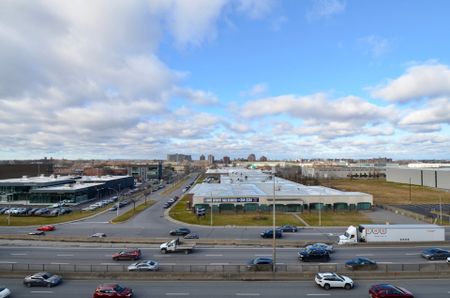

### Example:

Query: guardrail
xmin=1 ymin=262 xmax=450 ymax=274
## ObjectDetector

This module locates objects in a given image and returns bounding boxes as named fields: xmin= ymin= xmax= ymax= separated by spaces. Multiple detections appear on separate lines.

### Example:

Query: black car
xmin=298 ymin=248 xmax=330 ymax=262
xmin=169 ymin=227 xmax=191 ymax=236
xmin=279 ymin=225 xmax=298 ymax=232
xmin=260 ymin=228 xmax=283 ymax=239
xmin=421 ymin=247 xmax=450 ymax=260
xmin=23 ymin=272 xmax=62 ymax=287
xmin=163 ymin=202 xmax=171 ymax=209
xmin=247 ymin=257 xmax=273 ymax=271
xmin=345 ymin=257 xmax=377 ymax=270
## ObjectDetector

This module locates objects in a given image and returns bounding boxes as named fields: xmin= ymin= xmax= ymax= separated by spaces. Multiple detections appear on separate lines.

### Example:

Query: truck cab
xmin=338 ymin=225 xmax=363 ymax=245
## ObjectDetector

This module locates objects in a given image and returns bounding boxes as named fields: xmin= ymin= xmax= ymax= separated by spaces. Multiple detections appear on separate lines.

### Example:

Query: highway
xmin=0 ymin=279 xmax=449 ymax=297
xmin=0 ymin=244 xmax=448 ymax=266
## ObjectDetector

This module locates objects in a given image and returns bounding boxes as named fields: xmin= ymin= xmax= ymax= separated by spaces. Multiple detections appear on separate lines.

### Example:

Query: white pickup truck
xmin=160 ymin=238 xmax=196 ymax=254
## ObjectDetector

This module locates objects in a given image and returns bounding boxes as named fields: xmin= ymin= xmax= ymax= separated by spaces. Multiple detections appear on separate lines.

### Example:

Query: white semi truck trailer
xmin=338 ymin=224 xmax=445 ymax=245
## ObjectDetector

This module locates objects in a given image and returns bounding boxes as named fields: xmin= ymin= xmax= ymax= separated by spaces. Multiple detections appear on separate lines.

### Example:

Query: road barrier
xmin=1 ymin=262 xmax=450 ymax=274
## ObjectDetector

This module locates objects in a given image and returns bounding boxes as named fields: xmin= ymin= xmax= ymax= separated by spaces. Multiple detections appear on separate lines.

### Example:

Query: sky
xmin=1 ymin=0 xmax=450 ymax=161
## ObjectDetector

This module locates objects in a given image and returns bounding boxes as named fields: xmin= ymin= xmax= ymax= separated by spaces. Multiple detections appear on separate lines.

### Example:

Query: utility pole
xmin=272 ymin=173 xmax=276 ymax=274
xmin=409 ymin=178 xmax=412 ymax=203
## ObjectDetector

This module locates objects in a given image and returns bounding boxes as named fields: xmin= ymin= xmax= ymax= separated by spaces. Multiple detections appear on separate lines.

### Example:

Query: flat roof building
xmin=188 ymin=168 xmax=373 ymax=212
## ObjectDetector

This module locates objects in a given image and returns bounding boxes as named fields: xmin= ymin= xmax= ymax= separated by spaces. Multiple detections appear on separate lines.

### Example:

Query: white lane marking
xmin=51 ymin=262 xmax=69 ymax=265
xmin=378 ymin=262 xmax=393 ymax=264
xmin=306 ymin=294 xmax=330 ymax=296
xmin=154 ymin=255 xmax=172 ymax=257
xmin=205 ymin=254 xmax=223 ymax=257
xmin=11 ymin=253 xmax=27 ymax=256
xmin=0 ymin=261 xmax=17 ymax=264
xmin=31 ymin=291 xmax=53 ymax=294
xmin=165 ymin=293 xmax=189 ymax=296
xmin=160 ymin=263 xmax=177 ymax=265
xmin=236 ymin=294 xmax=260 ymax=296
xmin=405 ymin=253 xmax=420 ymax=256
xmin=69 ymin=221 xmax=109 ymax=224
xmin=356 ymin=254 xmax=374 ymax=256
xmin=57 ymin=254 xmax=74 ymax=257
xmin=209 ymin=263 xmax=229 ymax=265
xmin=104 ymin=254 xmax=112 ymax=257
xmin=254 ymin=254 xmax=271 ymax=257
xmin=100 ymin=263 xmax=119 ymax=265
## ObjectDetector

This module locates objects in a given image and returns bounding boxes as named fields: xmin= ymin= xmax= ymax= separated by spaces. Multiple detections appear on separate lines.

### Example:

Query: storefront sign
xmin=204 ymin=197 xmax=259 ymax=203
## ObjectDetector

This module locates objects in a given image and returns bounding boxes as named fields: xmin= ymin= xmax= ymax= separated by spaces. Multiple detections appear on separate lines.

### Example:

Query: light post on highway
xmin=272 ymin=173 xmax=276 ymax=273
xmin=107 ymin=187 xmax=120 ymax=217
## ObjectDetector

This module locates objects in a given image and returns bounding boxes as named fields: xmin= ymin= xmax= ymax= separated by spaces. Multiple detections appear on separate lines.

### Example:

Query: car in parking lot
xmin=93 ymin=283 xmax=133 ymax=298
xmin=127 ymin=260 xmax=159 ymax=272
xmin=91 ymin=233 xmax=107 ymax=238
xmin=23 ymin=272 xmax=62 ymax=288
xmin=37 ymin=225 xmax=55 ymax=231
xmin=315 ymin=272 xmax=353 ymax=290
xmin=279 ymin=225 xmax=298 ymax=232
xmin=368 ymin=284 xmax=414 ymax=298
xmin=184 ymin=233 xmax=199 ymax=239
xmin=163 ymin=202 xmax=171 ymax=209
xmin=112 ymin=249 xmax=141 ymax=261
xmin=421 ymin=247 xmax=450 ymax=260
xmin=169 ymin=227 xmax=191 ymax=236
xmin=0 ymin=286 xmax=11 ymax=298
xmin=298 ymin=248 xmax=330 ymax=262
xmin=306 ymin=243 xmax=334 ymax=253
xmin=345 ymin=257 xmax=377 ymax=270
xmin=247 ymin=257 xmax=273 ymax=271
xmin=260 ymin=228 xmax=283 ymax=239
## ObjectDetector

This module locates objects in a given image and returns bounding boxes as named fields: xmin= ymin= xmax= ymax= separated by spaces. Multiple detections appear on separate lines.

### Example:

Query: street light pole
xmin=272 ymin=174 xmax=276 ymax=273
xmin=116 ymin=184 xmax=121 ymax=218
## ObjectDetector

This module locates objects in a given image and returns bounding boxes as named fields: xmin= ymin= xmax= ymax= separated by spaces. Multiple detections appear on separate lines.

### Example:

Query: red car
xmin=112 ymin=249 xmax=141 ymax=261
xmin=369 ymin=284 xmax=414 ymax=298
xmin=37 ymin=225 xmax=55 ymax=231
xmin=93 ymin=284 xmax=133 ymax=298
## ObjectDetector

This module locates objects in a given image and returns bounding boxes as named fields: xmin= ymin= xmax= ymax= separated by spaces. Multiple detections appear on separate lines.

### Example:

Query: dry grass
xmin=300 ymin=211 xmax=372 ymax=226
xmin=111 ymin=200 xmax=156 ymax=223
xmin=319 ymin=179 xmax=450 ymax=205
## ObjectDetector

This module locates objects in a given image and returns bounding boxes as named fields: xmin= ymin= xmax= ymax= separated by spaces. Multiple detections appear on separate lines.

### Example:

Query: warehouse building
xmin=386 ymin=166 xmax=450 ymax=191
xmin=188 ymin=169 xmax=373 ymax=212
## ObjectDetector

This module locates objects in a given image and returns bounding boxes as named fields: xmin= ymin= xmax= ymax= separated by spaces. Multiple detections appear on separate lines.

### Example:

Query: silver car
xmin=128 ymin=260 xmax=159 ymax=272
xmin=0 ymin=287 xmax=11 ymax=298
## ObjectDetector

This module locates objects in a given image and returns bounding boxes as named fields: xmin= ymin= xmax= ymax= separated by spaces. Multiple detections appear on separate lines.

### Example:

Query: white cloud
xmin=359 ymin=35 xmax=390 ymax=58
xmin=236 ymin=0 xmax=275 ymax=20
xmin=371 ymin=63 xmax=450 ymax=102
xmin=240 ymin=83 xmax=268 ymax=97
xmin=306 ymin=0 xmax=346 ymax=20
xmin=173 ymin=87 xmax=219 ymax=105
xmin=240 ymin=93 xmax=396 ymax=125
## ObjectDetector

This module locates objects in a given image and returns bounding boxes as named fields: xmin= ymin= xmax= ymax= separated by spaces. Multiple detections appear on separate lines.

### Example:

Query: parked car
xmin=0 ymin=287 xmax=11 ymax=298
xmin=306 ymin=243 xmax=334 ymax=253
xmin=28 ymin=231 xmax=45 ymax=236
xmin=163 ymin=202 xmax=171 ymax=209
xmin=34 ymin=208 xmax=50 ymax=215
xmin=184 ymin=233 xmax=199 ymax=239
xmin=345 ymin=257 xmax=377 ymax=270
xmin=260 ymin=228 xmax=283 ymax=239
xmin=112 ymin=249 xmax=141 ymax=261
xmin=93 ymin=283 xmax=133 ymax=298
xmin=315 ymin=272 xmax=353 ymax=290
xmin=421 ymin=247 xmax=450 ymax=260
xmin=298 ymin=248 xmax=330 ymax=262
xmin=91 ymin=233 xmax=107 ymax=238
xmin=127 ymin=260 xmax=159 ymax=272
xmin=247 ymin=257 xmax=273 ymax=271
xmin=368 ymin=284 xmax=414 ymax=298
xmin=23 ymin=272 xmax=62 ymax=288
xmin=37 ymin=225 xmax=55 ymax=231
xmin=169 ymin=227 xmax=191 ymax=236
xmin=279 ymin=225 xmax=298 ymax=232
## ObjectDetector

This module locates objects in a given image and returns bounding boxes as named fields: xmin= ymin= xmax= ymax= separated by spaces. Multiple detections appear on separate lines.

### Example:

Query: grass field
xmin=319 ymin=179 xmax=450 ymax=205
xmin=300 ymin=211 xmax=372 ymax=226
xmin=111 ymin=200 xmax=156 ymax=223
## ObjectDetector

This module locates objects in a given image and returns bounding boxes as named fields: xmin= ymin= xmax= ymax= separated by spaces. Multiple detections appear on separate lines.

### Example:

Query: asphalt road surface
xmin=0 ymin=244 xmax=448 ymax=266
xmin=1 ymin=279 xmax=449 ymax=297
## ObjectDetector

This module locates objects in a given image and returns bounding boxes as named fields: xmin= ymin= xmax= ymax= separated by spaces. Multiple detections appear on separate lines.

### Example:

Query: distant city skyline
xmin=1 ymin=1 xmax=449 ymax=160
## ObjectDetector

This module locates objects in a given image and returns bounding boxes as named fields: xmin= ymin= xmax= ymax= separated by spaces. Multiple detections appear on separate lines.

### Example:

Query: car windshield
xmin=114 ymin=285 xmax=125 ymax=292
